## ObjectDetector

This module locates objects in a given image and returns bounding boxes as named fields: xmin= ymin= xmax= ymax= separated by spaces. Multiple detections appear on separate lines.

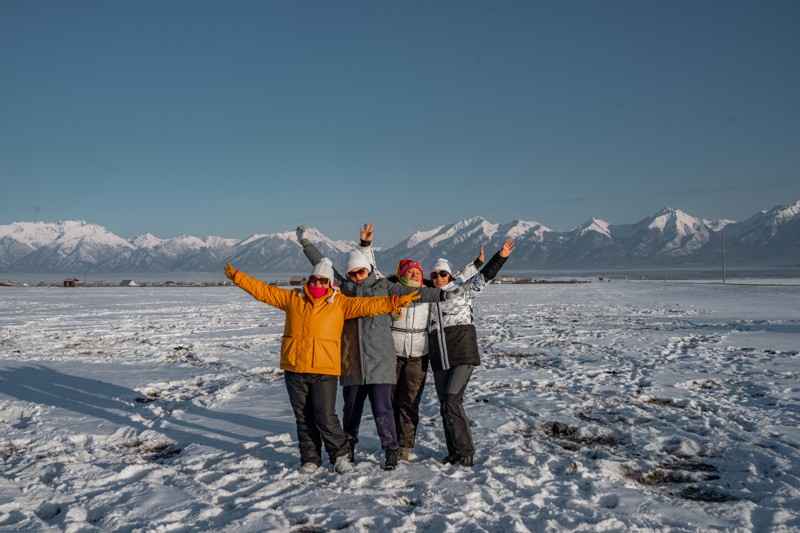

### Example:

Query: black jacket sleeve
xmin=481 ymin=251 xmax=508 ymax=282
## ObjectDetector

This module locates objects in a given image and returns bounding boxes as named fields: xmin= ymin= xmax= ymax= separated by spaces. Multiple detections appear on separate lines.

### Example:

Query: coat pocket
xmin=281 ymin=336 xmax=298 ymax=368
xmin=313 ymin=338 xmax=339 ymax=371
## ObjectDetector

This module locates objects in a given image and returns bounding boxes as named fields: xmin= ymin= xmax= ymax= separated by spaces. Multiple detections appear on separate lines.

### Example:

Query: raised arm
xmin=454 ymin=245 xmax=485 ymax=282
xmin=296 ymin=225 xmax=347 ymax=285
xmin=356 ymin=221 xmax=384 ymax=279
xmin=225 ymin=262 xmax=292 ymax=310
xmin=481 ymin=240 xmax=515 ymax=282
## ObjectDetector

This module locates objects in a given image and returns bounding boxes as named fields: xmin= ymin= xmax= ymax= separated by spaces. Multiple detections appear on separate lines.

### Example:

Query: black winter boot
xmin=384 ymin=448 xmax=400 ymax=471
xmin=442 ymin=453 xmax=458 ymax=465
xmin=457 ymin=455 xmax=474 ymax=467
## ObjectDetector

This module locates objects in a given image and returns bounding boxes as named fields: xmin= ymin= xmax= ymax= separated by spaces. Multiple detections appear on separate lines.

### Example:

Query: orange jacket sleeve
xmin=340 ymin=293 xmax=394 ymax=320
xmin=232 ymin=270 xmax=293 ymax=311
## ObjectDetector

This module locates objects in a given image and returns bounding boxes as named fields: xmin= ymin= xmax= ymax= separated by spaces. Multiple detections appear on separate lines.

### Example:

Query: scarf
xmin=307 ymin=285 xmax=328 ymax=300
xmin=397 ymin=276 xmax=422 ymax=288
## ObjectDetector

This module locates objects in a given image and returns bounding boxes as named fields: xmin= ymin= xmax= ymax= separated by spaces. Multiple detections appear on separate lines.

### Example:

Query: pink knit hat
xmin=397 ymin=259 xmax=423 ymax=279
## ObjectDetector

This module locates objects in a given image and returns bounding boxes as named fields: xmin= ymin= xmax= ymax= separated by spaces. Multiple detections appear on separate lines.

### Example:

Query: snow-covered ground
xmin=1 ymin=282 xmax=799 ymax=532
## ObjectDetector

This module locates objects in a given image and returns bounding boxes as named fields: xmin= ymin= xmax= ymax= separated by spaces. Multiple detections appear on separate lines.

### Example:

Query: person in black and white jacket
xmin=427 ymin=239 xmax=516 ymax=467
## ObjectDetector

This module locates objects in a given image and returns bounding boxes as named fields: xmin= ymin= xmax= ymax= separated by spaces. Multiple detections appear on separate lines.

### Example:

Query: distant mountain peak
xmin=765 ymin=200 xmax=800 ymax=224
xmin=131 ymin=233 xmax=164 ymax=248
xmin=577 ymin=218 xmax=612 ymax=237
xmin=647 ymin=207 xmax=702 ymax=233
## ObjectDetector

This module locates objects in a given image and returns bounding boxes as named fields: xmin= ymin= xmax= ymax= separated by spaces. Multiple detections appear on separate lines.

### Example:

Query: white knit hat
xmin=311 ymin=258 xmax=335 ymax=281
xmin=345 ymin=250 xmax=371 ymax=274
xmin=430 ymin=258 xmax=452 ymax=275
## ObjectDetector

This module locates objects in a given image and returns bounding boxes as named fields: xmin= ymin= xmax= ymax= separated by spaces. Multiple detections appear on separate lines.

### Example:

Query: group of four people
xmin=224 ymin=223 xmax=515 ymax=474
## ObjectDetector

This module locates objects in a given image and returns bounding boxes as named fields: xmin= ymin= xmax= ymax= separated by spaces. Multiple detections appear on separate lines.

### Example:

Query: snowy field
xmin=1 ymin=282 xmax=799 ymax=532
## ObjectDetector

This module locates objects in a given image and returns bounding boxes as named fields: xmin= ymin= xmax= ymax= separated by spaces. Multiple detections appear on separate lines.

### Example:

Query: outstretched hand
xmin=499 ymin=239 xmax=515 ymax=258
xmin=296 ymin=225 xmax=309 ymax=243
xmin=395 ymin=290 xmax=421 ymax=308
xmin=224 ymin=262 xmax=238 ymax=281
xmin=360 ymin=222 xmax=374 ymax=243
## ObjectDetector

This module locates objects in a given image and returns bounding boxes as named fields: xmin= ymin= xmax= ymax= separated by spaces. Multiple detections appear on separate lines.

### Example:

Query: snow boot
xmin=334 ymin=454 xmax=355 ymax=475
xmin=398 ymin=447 xmax=411 ymax=461
xmin=457 ymin=455 xmax=474 ymax=468
xmin=299 ymin=463 xmax=319 ymax=475
xmin=442 ymin=453 xmax=458 ymax=465
xmin=384 ymin=448 xmax=400 ymax=471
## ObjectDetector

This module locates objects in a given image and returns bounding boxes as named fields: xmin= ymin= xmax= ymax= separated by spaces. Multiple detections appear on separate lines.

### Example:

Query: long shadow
xmin=0 ymin=364 xmax=295 ymax=457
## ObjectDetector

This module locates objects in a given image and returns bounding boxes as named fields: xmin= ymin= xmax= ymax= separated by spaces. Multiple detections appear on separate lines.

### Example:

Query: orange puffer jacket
xmin=231 ymin=271 xmax=396 ymax=376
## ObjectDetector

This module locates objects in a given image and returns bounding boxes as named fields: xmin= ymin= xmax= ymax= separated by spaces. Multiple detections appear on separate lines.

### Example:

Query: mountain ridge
xmin=1 ymin=201 xmax=798 ymax=274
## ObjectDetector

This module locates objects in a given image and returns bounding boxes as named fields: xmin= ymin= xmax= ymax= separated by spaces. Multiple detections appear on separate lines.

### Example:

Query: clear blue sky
xmin=2 ymin=0 xmax=799 ymax=245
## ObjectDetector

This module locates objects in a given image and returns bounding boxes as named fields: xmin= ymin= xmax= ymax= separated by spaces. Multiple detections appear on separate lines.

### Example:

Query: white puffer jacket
xmin=390 ymin=301 xmax=431 ymax=358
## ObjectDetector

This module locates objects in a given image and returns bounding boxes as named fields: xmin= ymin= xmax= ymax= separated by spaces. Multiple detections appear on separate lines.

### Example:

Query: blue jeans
xmin=341 ymin=383 xmax=399 ymax=451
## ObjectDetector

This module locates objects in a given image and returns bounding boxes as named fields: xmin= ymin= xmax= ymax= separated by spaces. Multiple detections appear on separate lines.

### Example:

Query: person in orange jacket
xmin=224 ymin=259 xmax=419 ymax=475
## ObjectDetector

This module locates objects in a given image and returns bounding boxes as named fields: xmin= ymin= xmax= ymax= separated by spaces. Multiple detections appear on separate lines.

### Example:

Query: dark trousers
xmin=433 ymin=364 xmax=475 ymax=458
xmin=342 ymin=383 xmax=398 ymax=451
xmin=284 ymin=371 xmax=349 ymax=466
xmin=393 ymin=355 xmax=429 ymax=448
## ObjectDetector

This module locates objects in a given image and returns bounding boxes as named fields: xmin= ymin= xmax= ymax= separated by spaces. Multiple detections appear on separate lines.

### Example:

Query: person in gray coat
xmin=296 ymin=223 xmax=460 ymax=470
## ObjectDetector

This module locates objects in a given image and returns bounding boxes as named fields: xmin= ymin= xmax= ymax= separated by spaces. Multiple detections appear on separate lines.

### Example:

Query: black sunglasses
xmin=430 ymin=271 xmax=450 ymax=280
xmin=347 ymin=268 xmax=369 ymax=278
xmin=308 ymin=276 xmax=330 ymax=285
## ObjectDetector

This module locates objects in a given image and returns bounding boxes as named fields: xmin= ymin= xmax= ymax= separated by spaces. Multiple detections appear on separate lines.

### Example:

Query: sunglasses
xmin=308 ymin=276 xmax=329 ymax=285
xmin=430 ymin=271 xmax=450 ymax=280
xmin=347 ymin=268 xmax=369 ymax=278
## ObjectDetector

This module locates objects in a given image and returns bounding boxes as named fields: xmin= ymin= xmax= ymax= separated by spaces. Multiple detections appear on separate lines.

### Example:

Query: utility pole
xmin=722 ymin=234 xmax=726 ymax=284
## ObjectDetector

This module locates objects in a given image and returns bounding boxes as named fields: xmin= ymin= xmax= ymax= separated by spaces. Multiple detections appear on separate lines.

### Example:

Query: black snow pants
xmin=284 ymin=370 xmax=350 ymax=466
xmin=393 ymin=355 xmax=429 ymax=449
xmin=433 ymin=364 xmax=475 ymax=459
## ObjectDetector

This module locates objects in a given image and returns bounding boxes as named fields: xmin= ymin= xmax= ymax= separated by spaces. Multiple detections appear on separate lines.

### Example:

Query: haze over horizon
xmin=2 ymin=1 xmax=799 ymax=244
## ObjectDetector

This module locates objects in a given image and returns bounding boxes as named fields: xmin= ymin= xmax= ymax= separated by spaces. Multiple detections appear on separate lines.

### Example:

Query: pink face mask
xmin=307 ymin=285 xmax=328 ymax=299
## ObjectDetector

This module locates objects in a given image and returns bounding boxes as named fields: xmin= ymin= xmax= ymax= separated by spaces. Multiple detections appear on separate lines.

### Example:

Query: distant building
xmin=63 ymin=278 xmax=85 ymax=287
xmin=0 ymin=279 xmax=17 ymax=287
xmin=289 ymin=276 xmax=306 ymax=286
xmin=120 ymin=280 xmax=139 ymax=287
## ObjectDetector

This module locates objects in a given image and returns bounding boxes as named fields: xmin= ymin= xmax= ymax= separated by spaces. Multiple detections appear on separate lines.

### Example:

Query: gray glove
xmin=296 ymin=225 xmax=310 ymax=246
xmin=441 ymin=284 xmax=466 ymax=301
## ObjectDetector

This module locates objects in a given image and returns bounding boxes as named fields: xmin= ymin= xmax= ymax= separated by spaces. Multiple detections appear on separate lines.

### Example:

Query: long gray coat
xmin=302 ymin=242 xmax=443 ymax=386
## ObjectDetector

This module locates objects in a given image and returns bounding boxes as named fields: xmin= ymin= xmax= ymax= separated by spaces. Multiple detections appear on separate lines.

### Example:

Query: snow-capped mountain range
xmin=1 ymin=201 xmax=798 ymax=275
